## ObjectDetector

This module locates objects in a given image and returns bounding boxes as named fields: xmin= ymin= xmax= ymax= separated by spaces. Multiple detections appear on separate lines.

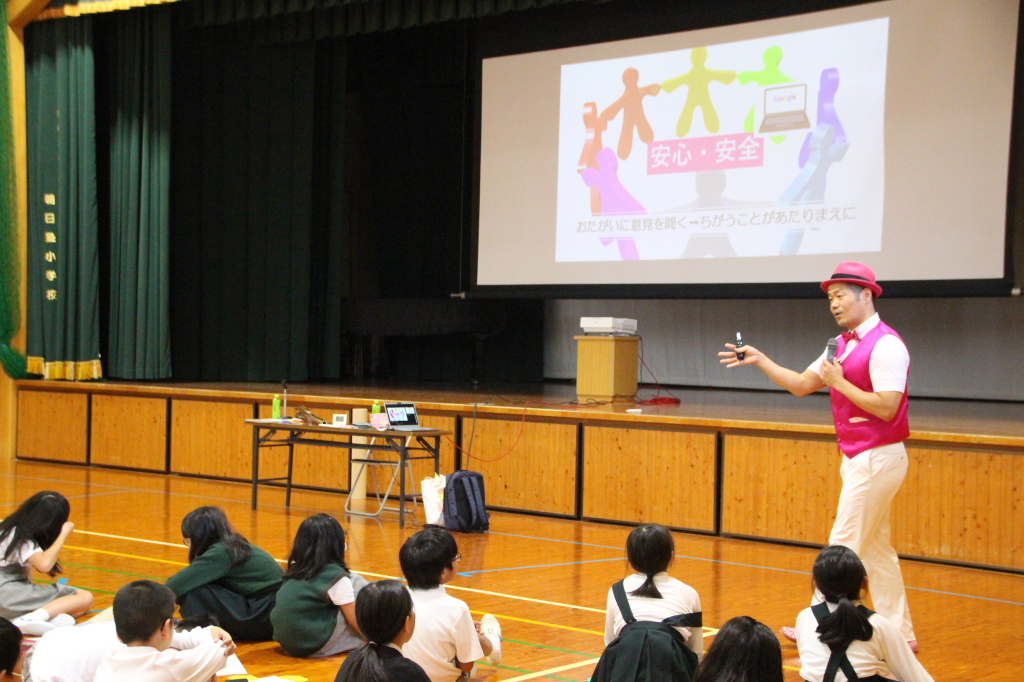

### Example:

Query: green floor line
xmin=62 ymin=562 xmax=165 ymax=582
xmin=32 ymin=579 xmax=115 ymax=596
xmin=505 ymin=638 xmax=599 ymax=658
xmin=488 ymin=663 xmax=583 ymax=682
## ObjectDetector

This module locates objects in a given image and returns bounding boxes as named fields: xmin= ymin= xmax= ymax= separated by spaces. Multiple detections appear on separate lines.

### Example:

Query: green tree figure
xmin=661 ymin=47 xmax=736 ymax=138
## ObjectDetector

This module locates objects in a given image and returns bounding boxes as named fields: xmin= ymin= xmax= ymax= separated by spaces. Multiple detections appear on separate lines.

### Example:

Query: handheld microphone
xmin=826 ymin=338 xmax=838 ymax=364
xmin=735 ymin=332 xmax=745 ymax=361
xmin=282 ymin=380 xmax=288 ymax=418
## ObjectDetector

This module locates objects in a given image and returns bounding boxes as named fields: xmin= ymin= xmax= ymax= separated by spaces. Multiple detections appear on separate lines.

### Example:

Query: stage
xmin=14 ymin=378 xmax=1024 ymax=572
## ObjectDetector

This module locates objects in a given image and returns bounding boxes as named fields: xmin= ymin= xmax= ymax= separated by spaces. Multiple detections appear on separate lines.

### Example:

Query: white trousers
xmin=814 ymin=442 xmax=915 ymax=641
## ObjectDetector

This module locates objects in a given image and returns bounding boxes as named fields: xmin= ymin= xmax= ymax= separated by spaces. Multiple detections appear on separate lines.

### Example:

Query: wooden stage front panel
xmin=13 ymin=381 xmax=1024 ymax=572
xmin=583 ymin=425 xmax=716 ymax=531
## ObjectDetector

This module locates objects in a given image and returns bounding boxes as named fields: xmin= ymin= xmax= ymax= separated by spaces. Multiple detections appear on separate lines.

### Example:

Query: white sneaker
xmin=12 ymin=618 xmax=54 ymax=636
xmin=480 ymin=614 xmax=502 ymax=664
xmin=48 ymin=614 xmax=76 ymax=628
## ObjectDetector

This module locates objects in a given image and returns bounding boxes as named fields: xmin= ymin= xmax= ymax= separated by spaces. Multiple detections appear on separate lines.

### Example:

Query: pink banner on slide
xmin=647 ymin=134 xmax=764 ymax=174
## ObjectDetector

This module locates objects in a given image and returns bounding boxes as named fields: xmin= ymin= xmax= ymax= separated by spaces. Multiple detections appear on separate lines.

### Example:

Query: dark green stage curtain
xmin=25 ymin=17 xmax=102 ymax=381
xmin=170 ymin=26 xmax=345 ymax=381
xmin=108 ymin=7 xmax=172 ymax=379
xmin=190 ymin=0 xmax=584 ymax=42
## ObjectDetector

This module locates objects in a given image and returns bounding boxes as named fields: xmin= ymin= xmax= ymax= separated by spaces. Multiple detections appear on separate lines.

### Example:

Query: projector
xmin=580 ymin=317 xmax=637 ymax=335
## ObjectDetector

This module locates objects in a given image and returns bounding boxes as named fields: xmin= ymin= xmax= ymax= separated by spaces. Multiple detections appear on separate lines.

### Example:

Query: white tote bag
xmin=421 ymin=474 xmax=446 ymax=525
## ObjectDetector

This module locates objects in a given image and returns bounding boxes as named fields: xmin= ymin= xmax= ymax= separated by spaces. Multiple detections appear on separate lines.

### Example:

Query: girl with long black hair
xmin=692 ymin=616 xmax=783 ymax=682
xmin=603 ymin=523 xmax=703 ymax=660
xmin=0 ymin=491 xmax=93 ymax=635
xmin=165 ymin=507 xmax=282 ymax=641
xmin=334 ymin=580 xmax=430 ymax=682
xmin=271 ymin=514 xmax=367 ymax=658
xmin=796 ymin=546 xmax=932 ymax=682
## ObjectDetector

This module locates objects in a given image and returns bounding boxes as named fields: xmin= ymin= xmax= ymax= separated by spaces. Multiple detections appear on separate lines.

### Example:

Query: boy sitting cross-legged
xmin=94 ymin=580 xmax=235 ymax=682
xmin=399 ymin=527 xmax=501 ymax=682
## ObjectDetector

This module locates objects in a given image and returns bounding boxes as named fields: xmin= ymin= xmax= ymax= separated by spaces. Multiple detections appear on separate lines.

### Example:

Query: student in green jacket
xmin=165 ymin=507 xmax=282 ymax=641
xmin=271 ymin=514 xmax=367 ymax=658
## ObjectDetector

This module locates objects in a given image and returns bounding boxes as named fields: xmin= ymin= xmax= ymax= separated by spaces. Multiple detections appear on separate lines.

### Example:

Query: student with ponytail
xmin=603 ymin=524 xmax=702 ymax=660
xmin=335 ymin=580 xmax=430 ymax=682
xmin=796 ymin=546 xmax=933 ymax=682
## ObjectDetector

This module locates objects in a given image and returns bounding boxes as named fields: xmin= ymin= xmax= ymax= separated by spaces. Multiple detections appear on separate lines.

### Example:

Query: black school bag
xmin=591 ymin=580 xmax=701 ymax=682
xmin=443 ymin=470 xmax=490 ymax=532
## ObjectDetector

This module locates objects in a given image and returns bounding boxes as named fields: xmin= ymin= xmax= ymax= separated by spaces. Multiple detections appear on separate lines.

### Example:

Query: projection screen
xmin=476 ymin=0 xmax=1021 ymax=293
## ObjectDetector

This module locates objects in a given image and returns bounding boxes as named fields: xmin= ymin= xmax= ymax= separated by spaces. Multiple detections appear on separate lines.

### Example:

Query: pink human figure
xmin=581 ymin=148 xmax=646 ymax=215
xmin=577 ymin=102 xmax=608 ymax=215
xmin=600 ymin=68 xmax=661 ymax=161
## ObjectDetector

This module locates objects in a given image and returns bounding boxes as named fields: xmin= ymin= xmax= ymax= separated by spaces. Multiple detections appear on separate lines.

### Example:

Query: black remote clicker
xmin=736 ymin=332 xmax=745 ymax=361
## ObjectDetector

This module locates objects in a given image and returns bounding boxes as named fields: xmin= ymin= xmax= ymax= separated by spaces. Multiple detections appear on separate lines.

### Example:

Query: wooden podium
xmin=575 ymin=335 xmax=639 ymax=402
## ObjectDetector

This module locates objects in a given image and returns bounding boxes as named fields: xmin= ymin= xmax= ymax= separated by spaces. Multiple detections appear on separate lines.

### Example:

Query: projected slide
xmin=555 ymin=18 xmax=888 ymax=262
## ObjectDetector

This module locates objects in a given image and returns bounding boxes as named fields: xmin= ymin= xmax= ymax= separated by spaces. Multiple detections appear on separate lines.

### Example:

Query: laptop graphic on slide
xmin=383 ymin=403 xmax=434 ymax=432
xmin=759 ymin=84 xmax=811 ymax=134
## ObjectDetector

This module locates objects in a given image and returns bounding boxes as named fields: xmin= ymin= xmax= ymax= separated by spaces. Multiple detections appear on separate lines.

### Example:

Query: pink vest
xmin=829 ymin=320 xmax=910 ymax=458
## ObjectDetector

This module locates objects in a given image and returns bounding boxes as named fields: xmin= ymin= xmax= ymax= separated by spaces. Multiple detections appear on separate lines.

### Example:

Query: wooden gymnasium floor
xmin=4 ymin=460 xmax=1023 ymax=682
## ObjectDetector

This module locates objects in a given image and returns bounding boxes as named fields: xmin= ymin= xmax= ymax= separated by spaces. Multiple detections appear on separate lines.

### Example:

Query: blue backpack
xmin=444 ymin=471 xmax=490 ymax=533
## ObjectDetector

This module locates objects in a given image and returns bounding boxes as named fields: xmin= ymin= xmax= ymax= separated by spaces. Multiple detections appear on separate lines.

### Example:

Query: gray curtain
xmin=108 ymin=7 xmax=172 ymax=379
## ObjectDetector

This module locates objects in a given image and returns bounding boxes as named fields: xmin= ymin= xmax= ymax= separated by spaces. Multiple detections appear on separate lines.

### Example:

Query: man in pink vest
xmin=719 ymin=262 xmax=917 ymax=651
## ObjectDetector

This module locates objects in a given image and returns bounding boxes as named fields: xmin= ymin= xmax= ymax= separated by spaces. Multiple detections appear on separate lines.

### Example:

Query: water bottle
xmin=272 ymin=394 xmax=281 ymax=419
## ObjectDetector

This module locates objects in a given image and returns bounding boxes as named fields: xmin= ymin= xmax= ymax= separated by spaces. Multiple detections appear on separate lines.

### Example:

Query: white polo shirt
xmin=93 ymin=626 xmax=229 ymax=682
xmin=796 ymin=602 xmax=933 ymax=682
xmin=603 ymin=573 xmax=703 ymax=660
xmin=807 ymin=314 xmax=909 ymax=394
xmin=402 ymin=586 xmax=483 ymax=682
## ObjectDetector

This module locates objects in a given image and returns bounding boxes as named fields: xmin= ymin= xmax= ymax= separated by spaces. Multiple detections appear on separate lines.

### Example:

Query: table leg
xmin=251 ymin=426 xmax=259 ymax=510
xmin=399 ymin=441 xmax=407 ymax=529
xmin=286 ymin=441 xmax=295 ymax=507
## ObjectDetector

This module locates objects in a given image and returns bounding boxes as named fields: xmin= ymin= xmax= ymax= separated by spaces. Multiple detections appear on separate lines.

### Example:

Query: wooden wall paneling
xmin=891 ymin=446 xmax=1024 ymax=570
xmin=722 ymin=434 xmax=841 ymax=544
xmin=90 ymin=394 xmax=167 ymax=471
xmin=16 ymin=390 xmax=88 ymax=463
xmin=461 ymin=416 xmax=577 ymax=516
xmin=170 ymin=400 xmax=279 ymax=480
xmin=582 ymin=425 xmax=716 ymax=531
xmin=256 ymin=404 xmax=351 ymax=492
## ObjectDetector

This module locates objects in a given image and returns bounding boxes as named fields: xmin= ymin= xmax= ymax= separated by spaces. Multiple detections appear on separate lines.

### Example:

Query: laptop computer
xmin=759 ymin=83 xmax=811 ymax=134
xmin=383 ymin=403 xmax=435 ymax=432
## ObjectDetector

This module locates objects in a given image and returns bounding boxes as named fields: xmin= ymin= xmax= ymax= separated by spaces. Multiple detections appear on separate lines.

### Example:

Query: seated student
xmin=94 ymin=581 xmax=234 ymax=682
xmin=594 ymin=524 xmax=703 ymax=682
xmin=398 ymin=527 xmax=501 ymax=682
xmin=26 ymin=609 xmax=230 ymax=682
xmin=0 ymin=617 xmax=23 ymax=681
xmin=692 ymin=616 xmax=783 ymax=682
xmin=604 ymin=524 xmax=703 ymax=659
xmin=335 ymin=580 xmax=431 ymax=682
xmin=0 ymin=491 xmax=93 ymax=635
xmin=271 ymin=514 xmax=367 ymax=657
xmin=796 ymin=546 xmax=933 ymax=682
xmin=165 ymin=507 xmax=282 ymax=641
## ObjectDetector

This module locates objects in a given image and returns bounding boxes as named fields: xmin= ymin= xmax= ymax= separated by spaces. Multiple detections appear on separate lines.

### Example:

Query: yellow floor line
xmin=470 ymin=610 xmax=604 ymax=636
xmin=64 ymin=545 xmax=188 ymax=567
xmin=499 ymin=659 xmax=598 ymax=682
xmin=74 ymin=530 xmax=186 ymax=549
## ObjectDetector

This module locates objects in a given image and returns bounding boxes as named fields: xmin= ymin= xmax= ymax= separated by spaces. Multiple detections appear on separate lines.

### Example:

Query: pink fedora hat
xmin=820 ymin=262 xmax=883 ymax=297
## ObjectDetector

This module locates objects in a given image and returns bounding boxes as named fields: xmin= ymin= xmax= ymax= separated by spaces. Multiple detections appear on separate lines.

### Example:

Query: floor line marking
xmin=484 ymin=663 xmax=582 ymax=682
xmin=469 ymin=610 xmax=604 ymax=636
xmin=458 ymin=557 xmax=622 ymax=577
xmin=64 ymin=545 xmax=189 ymax=567
xmin=498 ymin=659 xmax=598 ymax=682
xmin=504 ymin=639 xmax=599 ymax=658
xmin=61 ymin=562 xmax=165 ymax=581
xmin=74 ymin=530 xmax=188 ymax=549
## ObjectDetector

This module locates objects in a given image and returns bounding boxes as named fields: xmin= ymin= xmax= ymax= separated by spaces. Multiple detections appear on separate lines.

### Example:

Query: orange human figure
xmin=600 ymin=68 xmax=661 ymax=161
xmin=578 ymin=102 xmax=607 ymax=214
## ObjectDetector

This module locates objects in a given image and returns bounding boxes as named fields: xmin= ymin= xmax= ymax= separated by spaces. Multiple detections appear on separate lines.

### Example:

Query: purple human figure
xmin=580 ymin=148 xmax=646 ymax=215
xmin=600 ymin=236 xmax=640 ymax=260
xmin=799 ymin=68 xmax=846 ymax=168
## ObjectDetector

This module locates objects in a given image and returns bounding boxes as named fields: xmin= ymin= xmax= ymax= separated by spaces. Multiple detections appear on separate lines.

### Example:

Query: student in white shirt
xmin=604 ymin=523 xmax=702 ymax=661
xmin=398 ymin=527 xmax=501 ymax=682
xmin=94 ymin=580 xmax=235 ymax=682
xmin=0 ymin=492 xmax=93 ymax=635
xmin=796 ymin=546 xmax=933 ymax=682
xmin=26 ymin=609 xmax=233 ymax=682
